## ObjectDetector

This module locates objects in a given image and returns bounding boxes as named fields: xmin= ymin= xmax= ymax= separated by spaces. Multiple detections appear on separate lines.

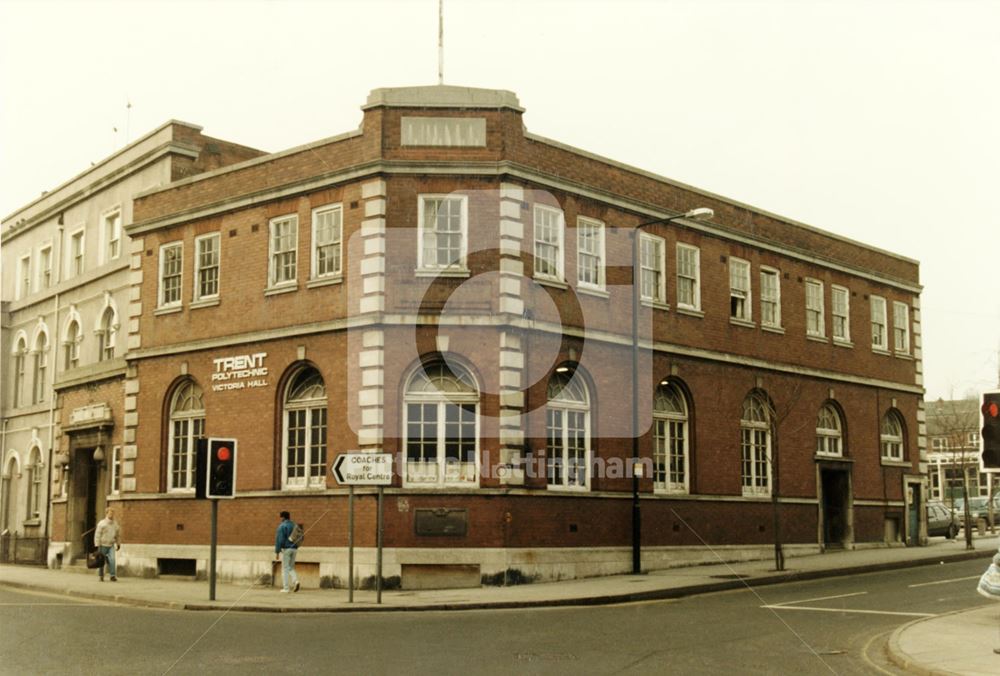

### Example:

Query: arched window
xmin=12 ymin=337 xmax=27 ymax=408
xmin=653 ymin=380 xmax=689 ymax=493
xmin=546 ymin=368 xmax=590 ymax=490
xmin=1 ymin=457 xmax=19 ymax=532
xmin=168 ymin=380 xmax=205 ymax=491
xmin=32 ymin=333 xmax=48 ymax=405
xmin=740 ymin=392 xmax=771 ymax=496
xmin=404 ymin=361 xmax=479 ymax=486
xmin=282 ymin=367 xmax=328 ymax=489
xmin=98 ymin=306 xmax=117 ymax=361
xmin=64 ymin=320 xmax=81 ymax=370
xmin=25 ymin=447 xmax=43 ymax=520
xmin=816 ymin=404 xmax=843 ymax=457
xmin=881 ymin=411 xmax=904 ymax=461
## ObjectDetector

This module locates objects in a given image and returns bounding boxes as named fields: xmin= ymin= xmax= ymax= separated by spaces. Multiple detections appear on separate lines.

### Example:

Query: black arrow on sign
xmin=333 ymin=455 xmax=346 ymax=484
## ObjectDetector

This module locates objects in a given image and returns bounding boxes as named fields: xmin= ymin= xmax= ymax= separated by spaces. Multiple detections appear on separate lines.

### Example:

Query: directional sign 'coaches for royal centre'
xmin=333 ymin=453 xmax=393 ymax=485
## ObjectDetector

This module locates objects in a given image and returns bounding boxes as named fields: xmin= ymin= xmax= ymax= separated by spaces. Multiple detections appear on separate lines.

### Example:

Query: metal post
xmin=631 ymin=230 xmax=642 ymax=575
xmin=209 ymin=499 xmax=218 ymax=601
xmin=348 ymin=486 xmax=354 ymax=603
xmin=376 ymin=486 xmax=384 ymax=604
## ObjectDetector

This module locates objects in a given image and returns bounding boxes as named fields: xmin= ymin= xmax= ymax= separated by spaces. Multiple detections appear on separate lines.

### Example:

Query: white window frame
xmin=831 ymin=285 xmax=850 ymax=343
xmin=64 ymin=319 xmax=81 ymax=370
xmin=18 ymin=254 xmax=31 ymax=299
xmin=68 ymin=227 xmax=85 ymax=278
xmin=402 ymin=363 xmax=480 ymax=488
xmin=729 ymin=257 xmax=752 ymax=321
xmin=32 ymin=333 xmax=48 ymax=406
xmin=282 ymin=368 xmax=328 ymax=490
xmin=39 ymin=245 xmax=53 ymax=290
xmin=417 ymin=195 xmax=468 ymax=272
xmin=110 ymin=445 xmax=121 ymax=495
xmin=871 ymin=295 xmax=888 ymax=351
xmin=102 ymin=207 xmax=122 ymax=263
xmin=653 ymin=382 xmax=689 ymax=494
xmin=676 ymin=243 xmax=701 ymax=311
xmin=311 ymin=203 xmax=344 ymax=279
xmin=194 ymin=233 xmax=221 ymax=301
xmin=167 ymin=381 xmax=205 ymax=492
xmin=816 ymin=404 xmax=843 ymax=457
xmin=759 ymin=267 xmax=781 ymax=328
xmin=741 ymin=394 xmax=772 ymax=497
xmin=576 ymin=217 xmax=605 ymax=291
xmin=880 ymin=412 xmax=904 ymax=462
xmin=893 ymin=301 xmax=910 ymax=354
xmin=533 ymin=204 xmax=565 ymax=282
xmin=546 ymin=372 xmax=591 ymax=492
xmin=268 ymin=214 xmax=299 ymax=287
xmin=805 ymin=279 xmax=825 ymax=338
xmin=158 ymin=242 xmax=183 ymax=308
xmin=12 ymin=338 xmax=27 ymax=408
xmin=26 ymin=447 xmax=43 ymax=519
xmin=639 ymin=233 xmax=666 ymax=304
xmin=97 ymin=307 xmax=117 ymax=362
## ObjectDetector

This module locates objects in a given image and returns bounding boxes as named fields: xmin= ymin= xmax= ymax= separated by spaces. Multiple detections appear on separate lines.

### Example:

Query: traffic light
xmin=207 ymin=438 xmax=238 ymax=499
xmin=982 ymin=391 xmax=1000 ymax=471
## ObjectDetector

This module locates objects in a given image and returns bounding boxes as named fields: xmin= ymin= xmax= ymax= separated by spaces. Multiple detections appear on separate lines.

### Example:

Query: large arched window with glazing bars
xmin=282 ymin=367 xmax=328 ymax=489
xmin=403 ymin=361 xmax=479 ymax=487
xmin=653 ymin=381 xmax=689 ymax=494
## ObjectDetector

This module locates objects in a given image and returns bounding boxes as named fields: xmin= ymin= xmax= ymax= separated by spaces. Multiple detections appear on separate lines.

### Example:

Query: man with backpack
xmin=274 ymin=510 xmax=303 ymax=592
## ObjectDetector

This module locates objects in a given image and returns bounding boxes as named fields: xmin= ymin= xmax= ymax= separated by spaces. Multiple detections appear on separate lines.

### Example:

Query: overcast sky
xmin=2 ymin=0 xmax=997 ymax=401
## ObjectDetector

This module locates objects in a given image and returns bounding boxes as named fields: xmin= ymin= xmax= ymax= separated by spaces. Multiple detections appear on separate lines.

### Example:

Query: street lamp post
xmin=631 ymin=207 xmax=714 ymax=574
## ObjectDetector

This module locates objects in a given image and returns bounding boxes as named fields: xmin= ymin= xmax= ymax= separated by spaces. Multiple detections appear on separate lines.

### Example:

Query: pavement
xmin=2 ymin=533 xmax=999 ymax=674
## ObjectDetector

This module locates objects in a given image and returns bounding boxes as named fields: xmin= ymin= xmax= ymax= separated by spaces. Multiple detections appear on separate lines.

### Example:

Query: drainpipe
xmin=44 ymin=291 xmax=61 ymax=547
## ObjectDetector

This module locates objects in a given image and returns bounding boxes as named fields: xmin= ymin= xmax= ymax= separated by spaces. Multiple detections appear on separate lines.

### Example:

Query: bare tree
xmin=928 ymin=397 xmax=981 ymax=550
xmin=763 ymin=380 xmax=807 ymax=572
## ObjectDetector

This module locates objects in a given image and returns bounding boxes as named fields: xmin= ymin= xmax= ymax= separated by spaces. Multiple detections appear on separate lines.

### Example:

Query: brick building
xmin=44 ymin=85 xmax=925 ymax=587
xmin=0 ymin=122 xmax=262 ymax=565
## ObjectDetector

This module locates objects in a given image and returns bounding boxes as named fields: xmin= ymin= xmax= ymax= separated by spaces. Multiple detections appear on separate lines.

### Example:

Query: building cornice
xmin=127 ymin=313 xmax=924 ymax=396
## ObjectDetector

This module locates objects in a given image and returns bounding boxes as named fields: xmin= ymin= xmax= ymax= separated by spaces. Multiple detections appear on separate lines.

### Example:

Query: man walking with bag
xmin=94 ymin=507 xmax=121 ymax=582
xmin=274 ymin=511 xmax=302 ymax=593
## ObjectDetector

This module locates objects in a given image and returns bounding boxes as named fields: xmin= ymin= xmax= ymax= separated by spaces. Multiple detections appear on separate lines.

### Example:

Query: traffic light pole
xmin=209 ymin=498 xmax=218 ymax=601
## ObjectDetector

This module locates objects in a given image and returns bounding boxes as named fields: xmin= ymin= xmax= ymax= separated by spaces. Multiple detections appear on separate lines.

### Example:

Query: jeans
xmin=280 ymin=548 xmax=299 ymax=591
xmin=99 ymin=546 xmax=116 ymax=578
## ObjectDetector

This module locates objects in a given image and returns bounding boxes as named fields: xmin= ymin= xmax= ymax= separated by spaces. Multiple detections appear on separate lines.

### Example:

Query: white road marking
xmin=769 ymin=591 xmax=869 ymax=607
xmin=907 ymin=575 xmax=980 ymax=588
xmin=760 ymin=604 xmax=935 ymax=618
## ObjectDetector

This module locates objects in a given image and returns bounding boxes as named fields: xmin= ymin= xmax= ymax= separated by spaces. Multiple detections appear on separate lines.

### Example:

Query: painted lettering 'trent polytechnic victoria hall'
xmin=1 ymin=85 xmax=927 ymax=587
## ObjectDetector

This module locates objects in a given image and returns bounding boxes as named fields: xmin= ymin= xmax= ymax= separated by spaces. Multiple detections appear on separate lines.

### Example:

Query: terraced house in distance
xmin=109 ymin=84 xmax=925 ymax=589
xmin=0 ymin=123 xmax=263 ymax=568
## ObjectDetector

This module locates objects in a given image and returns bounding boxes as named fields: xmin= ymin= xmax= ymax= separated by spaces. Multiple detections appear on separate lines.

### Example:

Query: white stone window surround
xmin=416 ymin=194 xmax=469 ymax=273
xmin=68 ymin=226 xmax=86 ymax=279
xmin=101 ymin=205 xmax=123 ymax=264
xmin=17 ymin=253 xmax=31 ymax=299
